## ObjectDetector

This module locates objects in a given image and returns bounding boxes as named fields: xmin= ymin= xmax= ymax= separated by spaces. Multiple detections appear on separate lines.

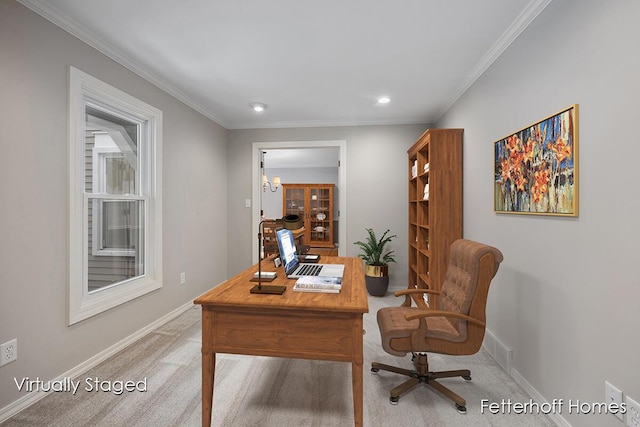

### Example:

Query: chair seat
xmin=377 ymin=306 xmax=461 ymax=356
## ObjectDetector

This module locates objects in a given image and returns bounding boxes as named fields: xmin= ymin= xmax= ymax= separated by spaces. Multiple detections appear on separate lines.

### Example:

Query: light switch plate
xmin=627 ymin=396 xmax=640 ymax=427
xmin=0 ymin=339 xmax=18 ymax=366
xmin=605 ymin=381 xmax=624 ymax=421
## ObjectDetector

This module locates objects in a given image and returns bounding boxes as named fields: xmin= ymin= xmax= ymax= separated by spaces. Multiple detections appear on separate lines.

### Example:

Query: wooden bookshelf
xmin=407 ymin=129 xmax=463 ymax=293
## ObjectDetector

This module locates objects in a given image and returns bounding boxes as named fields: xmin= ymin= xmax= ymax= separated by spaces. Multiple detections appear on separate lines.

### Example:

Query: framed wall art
xmin=494 ymin=104 xmax=578 ymax=216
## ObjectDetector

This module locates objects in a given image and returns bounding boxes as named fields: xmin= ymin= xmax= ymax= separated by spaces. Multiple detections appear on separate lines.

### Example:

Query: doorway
xmin=252 ymin=140 xmax=347 ymax=261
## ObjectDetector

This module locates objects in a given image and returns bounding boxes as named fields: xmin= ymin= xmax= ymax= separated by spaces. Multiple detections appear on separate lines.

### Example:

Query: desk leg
xmin=352 ymin=359 xmax=363 ymax=426
xmin=352 ymin=317 xmax=364 ymax=427
xmin=202 ymin=352 xmax=215 ymax=427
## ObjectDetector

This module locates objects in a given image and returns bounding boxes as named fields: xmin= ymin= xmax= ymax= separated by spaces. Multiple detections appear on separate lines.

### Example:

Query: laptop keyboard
xmin=296 ymin=264 xmax=323 ymax=276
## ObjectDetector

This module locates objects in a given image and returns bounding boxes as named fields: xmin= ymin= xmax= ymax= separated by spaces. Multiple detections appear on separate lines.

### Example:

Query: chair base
xmin=371 ymin=353 xmax=471 ymax=413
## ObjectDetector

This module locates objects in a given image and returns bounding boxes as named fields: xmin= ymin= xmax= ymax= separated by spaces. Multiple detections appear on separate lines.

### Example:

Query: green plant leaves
xmin=353 ymin=228 xmax=396 ymax=266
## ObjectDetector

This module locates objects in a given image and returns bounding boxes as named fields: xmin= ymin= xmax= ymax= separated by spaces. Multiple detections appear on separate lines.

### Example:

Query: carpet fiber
xmin=2 ymin=294 xmax=555 ymax=426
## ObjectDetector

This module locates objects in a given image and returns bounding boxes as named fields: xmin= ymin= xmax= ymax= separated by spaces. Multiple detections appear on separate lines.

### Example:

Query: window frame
xmin=91 ymin=134 xmax=139 ymax=257
xmin=68 ymin=66 xmax=163 ymax=325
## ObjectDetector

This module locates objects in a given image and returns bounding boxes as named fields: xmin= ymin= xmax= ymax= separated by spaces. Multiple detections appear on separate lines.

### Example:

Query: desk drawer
xmin=207 ymin=309 xmax=358 ymax=362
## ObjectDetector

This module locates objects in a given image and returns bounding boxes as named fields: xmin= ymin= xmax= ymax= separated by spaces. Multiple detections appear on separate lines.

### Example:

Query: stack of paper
xmin=253 ymin=271 xmax=277 ymax=279
xmin=293 ymin=276 xmax=342 ymax=293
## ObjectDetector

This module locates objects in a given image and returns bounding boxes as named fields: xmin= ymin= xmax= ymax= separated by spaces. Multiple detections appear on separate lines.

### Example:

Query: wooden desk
xmin=194 ymin=257 xmax=368 ymax=426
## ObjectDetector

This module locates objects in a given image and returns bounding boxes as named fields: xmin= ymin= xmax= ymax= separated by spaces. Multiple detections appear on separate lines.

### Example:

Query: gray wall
xmin=261 ymin=166 xmax=339 ymax=219
xmin=0 ymin=0 xmax=228 ymax=410
xmin=226 ymin=124 xmax=429 ymax=285
xmin=436 ymin=1 xmax=640 ymax=426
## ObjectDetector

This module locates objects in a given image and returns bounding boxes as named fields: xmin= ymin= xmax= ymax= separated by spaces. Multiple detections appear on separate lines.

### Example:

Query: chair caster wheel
xmin=371 ymin=367 xmax=379 ymax=374
xmin=462 ymin=375 xmax=471 ymax=381
xmin=456 ymin=403 xmax=467 ymax=414
xmin=390 ymin=396 xmax=399 ymax=405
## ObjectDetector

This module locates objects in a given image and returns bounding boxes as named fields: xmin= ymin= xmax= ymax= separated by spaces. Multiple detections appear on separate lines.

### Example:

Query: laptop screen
xmin=275 ymin=228 xmax=299 ymax=274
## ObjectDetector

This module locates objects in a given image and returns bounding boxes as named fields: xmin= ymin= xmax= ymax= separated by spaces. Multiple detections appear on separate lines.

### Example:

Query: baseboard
xmin=483 ymin=328 xmax=512 ymax=374
xmin=483 ymin=327 xmax=572 ymax=427
xmin=510 ymin=369 xmax=572 ymax=427
xmin=0 ymin=300 xmax=195 ymax=423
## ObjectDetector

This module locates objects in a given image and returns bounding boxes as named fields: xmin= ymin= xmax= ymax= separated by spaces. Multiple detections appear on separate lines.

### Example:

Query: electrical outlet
xmin=606 ymin=381 xmax=624 ymax=421
xmin=0 ymin=339 xmax=18 ymax=366
xmin=180 ymin=272 xmax=186 ymax=285
xmin=627 ymin=396 xmax=640 ymax=427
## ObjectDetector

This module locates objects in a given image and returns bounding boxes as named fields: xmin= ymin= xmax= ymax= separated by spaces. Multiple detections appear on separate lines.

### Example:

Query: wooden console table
xmin=194 ymin=256 xmax=368 ymax=426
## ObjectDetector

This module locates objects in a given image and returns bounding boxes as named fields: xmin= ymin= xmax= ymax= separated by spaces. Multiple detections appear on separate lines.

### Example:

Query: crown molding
xmin=226 ymin=117 xmax=431 ymax=130
xmin=435 ymin=0 xmax=553 ymax=121
xmin=16 ymin=0 xmax=229 ymax=128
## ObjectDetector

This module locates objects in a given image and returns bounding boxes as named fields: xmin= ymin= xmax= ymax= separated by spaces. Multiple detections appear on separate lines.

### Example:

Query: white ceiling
xmin=20 ymin=0 xmax=551 ymax=130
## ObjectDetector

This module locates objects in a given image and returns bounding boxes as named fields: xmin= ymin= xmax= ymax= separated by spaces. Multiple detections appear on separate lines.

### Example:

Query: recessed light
xmin=377 ymin=96 xmax=391 ymax=105
xmin=250 ymin=102 xmax=267 ymax=112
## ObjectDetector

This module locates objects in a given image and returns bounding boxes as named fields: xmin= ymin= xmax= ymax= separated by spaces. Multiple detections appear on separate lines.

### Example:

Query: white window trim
xmin=69 ymin=66 xmax=163 ymax=325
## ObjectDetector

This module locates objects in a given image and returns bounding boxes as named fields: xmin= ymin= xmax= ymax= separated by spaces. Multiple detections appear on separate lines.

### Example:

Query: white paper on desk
xmin=293 ymin=276 xmax=342 ymax=293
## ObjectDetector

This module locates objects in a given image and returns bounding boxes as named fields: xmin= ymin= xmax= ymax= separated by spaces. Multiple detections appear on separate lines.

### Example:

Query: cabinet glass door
xmin=284 ymin=187 xmax=305 ymax=218
xmin=309 ymin=187 xmax=331 ymax=245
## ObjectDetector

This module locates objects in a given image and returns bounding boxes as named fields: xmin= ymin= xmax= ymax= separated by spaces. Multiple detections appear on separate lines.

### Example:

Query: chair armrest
xmin=394 ymin=288 xmax=440 ymax=307
xmin=404 ymin=309 xmax=486 ymax=327
xmin=394 ymin=288 xmax=440 ymax=297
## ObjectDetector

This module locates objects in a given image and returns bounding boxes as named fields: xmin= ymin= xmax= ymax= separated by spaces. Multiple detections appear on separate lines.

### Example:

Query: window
xmin=69 ymin=67 xmax=162 ymax=325
xmin=90 ymin=129 xmax=138 ymax=257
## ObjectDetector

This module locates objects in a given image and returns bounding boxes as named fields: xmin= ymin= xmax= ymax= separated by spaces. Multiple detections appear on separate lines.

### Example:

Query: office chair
xmin=371 ymin=239 xmax=503 ymax=413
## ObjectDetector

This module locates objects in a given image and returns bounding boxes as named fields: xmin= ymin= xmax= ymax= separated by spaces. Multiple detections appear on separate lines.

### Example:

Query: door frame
xmin=252 ymin=140 xmax=347 ymax=262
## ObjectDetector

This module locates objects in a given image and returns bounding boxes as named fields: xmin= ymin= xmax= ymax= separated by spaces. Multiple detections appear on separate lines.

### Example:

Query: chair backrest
xmin=437 ymin=239 xmax=503 ymax=343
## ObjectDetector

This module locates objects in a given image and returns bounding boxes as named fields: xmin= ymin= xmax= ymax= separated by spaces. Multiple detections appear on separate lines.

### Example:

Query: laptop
xmin=275 ymin=228 xmax=345 ymax=279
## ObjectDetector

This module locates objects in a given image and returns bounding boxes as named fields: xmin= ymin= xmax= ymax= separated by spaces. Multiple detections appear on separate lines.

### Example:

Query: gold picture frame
xmin=494 ymin=104 xmax=578 ymax=216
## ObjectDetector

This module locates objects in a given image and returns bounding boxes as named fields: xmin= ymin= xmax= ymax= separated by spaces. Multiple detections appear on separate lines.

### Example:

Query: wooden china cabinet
xmin=282 ymin=184 xmax=335 ymax=248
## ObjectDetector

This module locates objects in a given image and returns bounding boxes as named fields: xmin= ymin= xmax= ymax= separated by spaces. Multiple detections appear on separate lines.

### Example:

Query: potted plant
xmin=354 ymin=228 xmax=397 ymax=296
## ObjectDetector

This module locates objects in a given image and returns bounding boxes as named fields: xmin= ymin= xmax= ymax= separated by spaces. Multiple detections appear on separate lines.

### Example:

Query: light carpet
xmin=1 ymin=294 xmax=555 ymax=426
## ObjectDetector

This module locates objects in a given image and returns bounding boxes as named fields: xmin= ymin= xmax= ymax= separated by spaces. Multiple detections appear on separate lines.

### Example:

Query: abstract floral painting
xmin=494 ymin=105 xmax=578 ymax=216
